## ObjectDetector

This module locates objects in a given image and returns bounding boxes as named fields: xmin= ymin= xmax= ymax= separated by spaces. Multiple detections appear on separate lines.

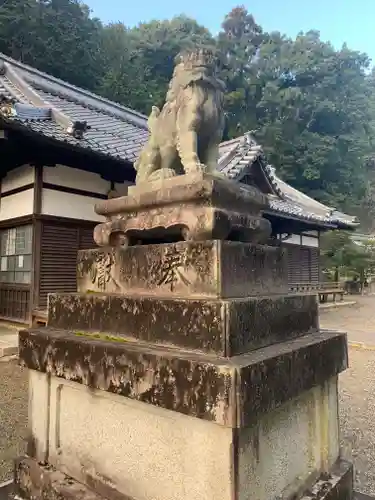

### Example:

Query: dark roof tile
xmin=218 ymin=133 xmax=358 ymax=229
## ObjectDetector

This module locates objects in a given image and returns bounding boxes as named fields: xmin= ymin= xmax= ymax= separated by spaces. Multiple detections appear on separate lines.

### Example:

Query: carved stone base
xmin=93 ymin=172 xmax=272 ymax=246
xmin=77 ymin=241 xmax=288 ymax=298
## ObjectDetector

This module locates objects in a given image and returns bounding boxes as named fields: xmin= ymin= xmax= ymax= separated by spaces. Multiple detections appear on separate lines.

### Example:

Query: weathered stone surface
xmin=14 ymin=457 xmax=108 ymax=500
xmin=49 ymin=292 xmax=226 ymax=354
xmin=18 ymin=327 xmax=348 ymax=427
xmin=227 ymin=294 xmax=318 ymax=355
xmin=133 ymin=48 xmax=225 ymax=184
xmin=25 ymin=371 xmax=342 ymax=500
xmin=47 ymin=292 xmax=318 ymax=356
xmin=300 ymin=460 xmax=353 ymax=500
xmin=15 ymin=400 xmax=352 ymax=500
xmin=99 ymin=171 xmax=268 ymax=219
xmin=93 ymin=172 xmax=271 ymax=246
xmin=220 ymin=241 xmax=287 ymax=297
xmin=237 ymin=332 xmax=348 ymax=427
xmin=77 ymin=241 xmax=288 ymax=298
xmin=0 ymin=479 xmax=13 ymax=499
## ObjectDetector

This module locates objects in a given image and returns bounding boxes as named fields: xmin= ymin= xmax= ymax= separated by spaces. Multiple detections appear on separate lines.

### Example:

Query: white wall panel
xmin=301 ymin=235 xmax=319 ymax=248
xmin=280 ymin=234 xmax=301 ymax=246
xmin=41 ymin=189 xmax=104 ymax=222
xmin=302 ymin=230 xmax=319 ymax=238
xmin=43 ymin=165 xmax=110 ymax=195
xmin=280 ymin=233 xmax=320 ymax=248
xmin=0 ymin=189 xmax=34 ymax=220
xmin=1 ymin=165 xmax=35 ymax=193
xmin=114 ymin=181 xmax=133 ymax=197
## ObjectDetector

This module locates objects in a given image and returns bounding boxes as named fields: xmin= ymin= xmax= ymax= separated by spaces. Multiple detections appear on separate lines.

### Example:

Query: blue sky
xmin=86 ymin=0 xmax=375 ymax=64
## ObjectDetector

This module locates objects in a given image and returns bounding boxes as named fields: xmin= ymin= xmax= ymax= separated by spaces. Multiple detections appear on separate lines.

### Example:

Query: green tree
xmin=0 ymin=0 xmax=37 ymax=61
xmin=321 ymin=231 xmax=375 ymax=282
xmin=217 ymin=6 xmax=265 ymax=138
xmin=96 ymin=16 xmax=215 ymax=113
xmin=249 ymin=30 xmax=372 ymax=213
xmin=0 ymin=0 xmax=103 ymax=90
xmin=216 ymin=8 xmax=373 ymax=218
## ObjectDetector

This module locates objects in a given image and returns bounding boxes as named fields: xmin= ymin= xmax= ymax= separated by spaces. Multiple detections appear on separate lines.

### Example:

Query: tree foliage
xmin=1 ymin=2 xmax=375 ymax=228
xmin=0 ymin=0 xmax=103 ymax=89
xmin=97 ymin=16 xmax=215 ymax=112
xmin=321 ymin=231 xmax=375 ymax=281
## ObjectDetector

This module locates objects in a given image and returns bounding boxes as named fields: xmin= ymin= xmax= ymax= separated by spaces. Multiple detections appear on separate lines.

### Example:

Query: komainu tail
xmin=134 ymin=106 xmax=161 ymax=175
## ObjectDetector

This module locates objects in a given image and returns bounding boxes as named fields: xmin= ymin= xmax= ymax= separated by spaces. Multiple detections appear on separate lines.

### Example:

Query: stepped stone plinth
xmin=12 ymin=172 xmax=353 ymax=500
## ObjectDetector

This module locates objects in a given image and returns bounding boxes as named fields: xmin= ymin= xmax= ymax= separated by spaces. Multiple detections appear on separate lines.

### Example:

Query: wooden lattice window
xmin=0 ymin=225 xmax=32 ymax=284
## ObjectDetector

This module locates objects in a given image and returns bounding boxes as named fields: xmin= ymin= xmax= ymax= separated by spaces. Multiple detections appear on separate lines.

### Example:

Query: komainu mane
xmin=134 ymin=48 xmax=226 ymax=184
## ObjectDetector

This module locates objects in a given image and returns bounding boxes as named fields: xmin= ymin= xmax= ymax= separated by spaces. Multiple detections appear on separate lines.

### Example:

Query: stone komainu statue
xmin=134 ymin=48 xmax=226 ymax=184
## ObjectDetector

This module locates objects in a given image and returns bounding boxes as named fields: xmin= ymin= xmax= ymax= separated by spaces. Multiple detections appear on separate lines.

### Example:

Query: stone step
xmin=0 ymin=480 xmax=13 ymax=500
xmin=47 ymin=291 xmax=318 ymax=357
xmin=0 ymin=334 xmax=18 ymax=358
xmin=19 ymin=326 xmax=347 ymax=428
xmin=13 ymin=457 xmax=107 ymax=499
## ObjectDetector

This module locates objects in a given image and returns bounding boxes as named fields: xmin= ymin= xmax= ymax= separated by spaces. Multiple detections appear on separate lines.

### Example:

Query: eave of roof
xmin=0 ymin=52 xmax=147 ymax=127
xmin=218 ymin=133 xmax=358 ymax=230
xmin=0 ymin=53 xmax=149 ymax=165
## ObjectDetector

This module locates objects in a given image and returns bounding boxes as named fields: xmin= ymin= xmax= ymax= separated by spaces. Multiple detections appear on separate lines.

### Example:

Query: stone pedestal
xmin=14 ymin=174 xmax=353 ymax=500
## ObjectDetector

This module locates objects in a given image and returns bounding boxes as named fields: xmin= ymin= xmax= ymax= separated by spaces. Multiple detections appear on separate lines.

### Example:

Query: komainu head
xmin=176 ymin=48 xmax=218 ymax=72
xmin=166 ymin=48 xmax=225 ymax=103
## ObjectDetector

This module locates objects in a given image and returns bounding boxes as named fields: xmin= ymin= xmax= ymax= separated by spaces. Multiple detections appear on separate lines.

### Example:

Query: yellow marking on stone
xmin=348 ymin=341 xmax=375 ymax=351
xmin=74 ymin=331 xmax=129 ymax=344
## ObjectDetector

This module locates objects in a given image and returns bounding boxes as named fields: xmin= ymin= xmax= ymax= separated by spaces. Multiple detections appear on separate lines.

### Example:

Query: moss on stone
xmin=74 ymin=331 xmax=128 ymax=343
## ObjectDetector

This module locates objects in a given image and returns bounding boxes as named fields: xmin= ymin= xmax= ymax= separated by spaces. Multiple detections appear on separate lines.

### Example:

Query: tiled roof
xmin=218 ymin=133 xmax=358 ymax=229
xmin=0 ymin=53 xmax=358 ymax=229
xmin=0 ymin=53 xmax=149 ymax=164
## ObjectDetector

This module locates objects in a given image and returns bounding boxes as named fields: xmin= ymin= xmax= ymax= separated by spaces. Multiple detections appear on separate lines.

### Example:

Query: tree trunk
xmin=334 ymin=266 xmax=339 ymax=283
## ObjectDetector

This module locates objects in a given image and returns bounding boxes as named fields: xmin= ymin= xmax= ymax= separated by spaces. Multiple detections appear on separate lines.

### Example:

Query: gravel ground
xmin=321 ymin=295 xmax=375 ymax=494
xmin=339 ymin=347 xmax=375 ymax=496
xmin=0 ymin=358 xmax=27 ymax=483
xmin=320 ymin=295 xmax=375 ymax=345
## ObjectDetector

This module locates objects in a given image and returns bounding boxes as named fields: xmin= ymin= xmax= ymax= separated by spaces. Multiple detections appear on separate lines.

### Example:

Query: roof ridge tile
xmin=0 ymin=52 xmax=148 ymax=128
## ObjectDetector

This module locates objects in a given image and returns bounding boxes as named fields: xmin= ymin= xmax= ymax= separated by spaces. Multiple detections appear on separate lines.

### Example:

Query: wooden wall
xmin=38 ymin=221 xmax=95 ymax=309
xmin=0 ymin=163 xmax=115 ymax=322
xmin=285 ymin=245 xmax=320 ymax=286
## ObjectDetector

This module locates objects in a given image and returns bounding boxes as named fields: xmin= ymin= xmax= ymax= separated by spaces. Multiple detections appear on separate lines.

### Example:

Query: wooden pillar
xmin=30 ymin=164 xmax=43 ymax=323
xmin=318 ymin=230 xmax=322 ymax=282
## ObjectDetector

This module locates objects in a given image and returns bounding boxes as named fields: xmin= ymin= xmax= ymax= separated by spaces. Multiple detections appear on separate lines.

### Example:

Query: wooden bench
xmin=317 ymin=282 xmax=345 ymax=303
xmin=318 ymin=288 xmax=345 ymax=303
xmin=289 ymin=282 xmax=345 ymax=303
